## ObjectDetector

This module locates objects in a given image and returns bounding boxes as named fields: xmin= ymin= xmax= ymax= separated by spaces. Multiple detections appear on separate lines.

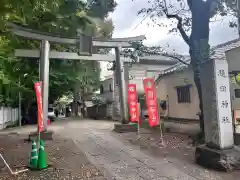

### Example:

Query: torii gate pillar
xmin=113 ymin=47 xmax=128 ymax=123
xmin=39 ymin=40 xmax=50 ymax=130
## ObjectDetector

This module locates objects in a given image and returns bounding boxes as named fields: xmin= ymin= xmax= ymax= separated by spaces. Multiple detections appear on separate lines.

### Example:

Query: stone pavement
xmin=58 ymin=119 xmax=225 ymax=180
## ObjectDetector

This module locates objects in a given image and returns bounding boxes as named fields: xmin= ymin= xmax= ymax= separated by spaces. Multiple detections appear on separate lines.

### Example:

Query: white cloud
xmin=111 ymin=0 xmax=239 ymax=54
xmin=209 ymin=16 xmax=238 ymax=46
xmin=110 ymin=0 xmax=151 ymax=33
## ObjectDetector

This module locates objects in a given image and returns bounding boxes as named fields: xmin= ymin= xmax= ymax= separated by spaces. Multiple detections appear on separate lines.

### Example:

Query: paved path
xmin=57 ymin=120 xmax=223 ymax=180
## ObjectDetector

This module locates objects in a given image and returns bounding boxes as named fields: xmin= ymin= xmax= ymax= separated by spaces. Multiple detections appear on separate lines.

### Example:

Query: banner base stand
xmin=113 ymin=123 xmax=138 ymax=133
xmin=136 ymin=135 xmax=141 ymax=140
xmin=28 ymin=131 xmax=54 ymax=142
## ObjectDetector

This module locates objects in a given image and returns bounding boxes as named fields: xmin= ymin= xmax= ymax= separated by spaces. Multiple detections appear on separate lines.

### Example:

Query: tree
xmin=0 ymin=0 xmax=115 ymax=116
xmin=87 ymin=0 xmax=117 ymax=19
xmin=135 ymin=0 xmax=234 ymax=141
xmin=0 ymin=0 xmax=95 ymax=107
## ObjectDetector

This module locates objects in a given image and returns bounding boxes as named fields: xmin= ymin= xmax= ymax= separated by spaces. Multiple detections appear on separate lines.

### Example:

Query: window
xmin=48 ymin=108 xmax=54 ymax=112
xmin=100 ymin=85 xmax=104 ymax=94
xmin=109 ymin=84 xmax=113 ymax=92
xmin=235 ymin=89 xmax=240 ymax=98
xmin=176 ymin=86 xmax=191 ymax=103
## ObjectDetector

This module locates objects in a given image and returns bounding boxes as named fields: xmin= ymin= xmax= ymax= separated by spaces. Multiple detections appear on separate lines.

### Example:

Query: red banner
xmin=127 ymin=84 xmax=139 ymax=122
xmin=34 ymin=82 xmax=44 ymax=132
xmin=143 ymin=78 xmax=160 ymax=127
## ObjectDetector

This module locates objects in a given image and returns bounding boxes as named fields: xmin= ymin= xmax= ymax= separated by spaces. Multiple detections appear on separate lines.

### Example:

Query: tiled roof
xmin=210 ymin=38 xmax=240 ymax=60
xmin=155 ymin=38 xmax=240 ymax=83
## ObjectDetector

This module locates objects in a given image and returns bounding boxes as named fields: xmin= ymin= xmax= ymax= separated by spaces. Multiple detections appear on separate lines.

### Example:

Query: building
xmin=127 ymin=55 xmax=183 ymax=93
xmin=98 ymin=75 xmax=114 ymax=103
xmin=97 ymin=55 xmax=183 ymax=119
xmin=155 ymin=63 xmax=199 ymax=120
xmin=155 ymin=39 xmax=240 ymax=126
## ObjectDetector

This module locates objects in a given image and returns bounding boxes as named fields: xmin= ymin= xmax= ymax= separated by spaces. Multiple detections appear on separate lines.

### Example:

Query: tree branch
xmin=187 ymin=0 xmax=192 ymax=11
xmin=166 ymin=14 xmax=190 ymax=46
xmin=139 ymin=49 xmax=189 ymax=65
xmin=130 ymin=42 xmax=189 ymax=65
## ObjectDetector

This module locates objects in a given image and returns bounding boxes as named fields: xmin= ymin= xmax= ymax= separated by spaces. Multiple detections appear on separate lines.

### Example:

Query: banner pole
xmin=157 ymin=98 xmax=164 ymax=146
xmin=137 ymin=106 xmax=140 ymax=139
xmin=159 ymin=121 xmax=164 ymax=146
xmin=38 ymin=125 xmax=41 ymax=151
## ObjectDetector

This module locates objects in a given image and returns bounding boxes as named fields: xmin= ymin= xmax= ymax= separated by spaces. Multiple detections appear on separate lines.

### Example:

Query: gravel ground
xmin=112 ymin=128 xmax=240 ymax=179
xmin=0 ymin=133 xmax=105 ymax=180
xmin=112 ymin=128 xmax=195 ymax=161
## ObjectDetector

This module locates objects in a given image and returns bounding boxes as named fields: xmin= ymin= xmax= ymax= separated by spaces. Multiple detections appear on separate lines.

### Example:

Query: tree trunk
xmin=189 ymin=0 xmax=211 ymax=141
xmin=190 ymin=53 xmax=206 ymax=141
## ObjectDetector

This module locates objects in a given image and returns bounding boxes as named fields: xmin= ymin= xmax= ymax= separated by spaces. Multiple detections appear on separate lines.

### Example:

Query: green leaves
xmin=87 ymin=0 xmax=117 ymax=19
xmin=0 ymin=0 xmax=115 ymax=107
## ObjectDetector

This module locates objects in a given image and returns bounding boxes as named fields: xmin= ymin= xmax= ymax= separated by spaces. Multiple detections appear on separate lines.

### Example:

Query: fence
xmin=0 ymin=107 xmax=19 ymax=130
xmin=87 ymin=104 xmax=108 ymax=120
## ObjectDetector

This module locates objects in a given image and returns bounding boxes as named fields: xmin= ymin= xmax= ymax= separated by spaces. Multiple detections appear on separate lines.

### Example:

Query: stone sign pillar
xmin=202 ymin=59 xmax=233 ymax=149
xmin=196 ymin=58 xmax=240 ymax=171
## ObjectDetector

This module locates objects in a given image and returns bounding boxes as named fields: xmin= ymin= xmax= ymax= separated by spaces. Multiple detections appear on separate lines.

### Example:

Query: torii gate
xmin=8 ymin=22 xmax=145 ymax=130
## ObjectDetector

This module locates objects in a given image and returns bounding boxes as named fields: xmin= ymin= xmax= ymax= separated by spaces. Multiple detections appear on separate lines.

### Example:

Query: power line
xmin=131 ymin=4 xmax=159 ymax=32
xmin=132 ymin=14 xmax=151 ymax=31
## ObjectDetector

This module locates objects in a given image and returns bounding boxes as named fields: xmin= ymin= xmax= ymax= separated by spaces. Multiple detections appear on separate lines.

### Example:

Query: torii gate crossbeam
xmin=14 ymin=49 xmax=132 ymax=62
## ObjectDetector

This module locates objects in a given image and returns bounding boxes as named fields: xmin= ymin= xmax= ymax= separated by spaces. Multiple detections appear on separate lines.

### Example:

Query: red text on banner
xmin=127 ymin=84 xmax=139 ymax=122
xmin=143 ymin=78 xmax=160 ymax=127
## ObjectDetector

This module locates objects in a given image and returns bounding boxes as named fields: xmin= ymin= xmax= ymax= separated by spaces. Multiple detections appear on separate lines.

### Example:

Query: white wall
xmin=225 ymin=47 xmax=240 ymax=111
xmin=0 ymin=107 xmax=19 ymax=130
xmin=128 ymin=64 xmax=173 ymax=93
xmin=156 ymin=67 xmax=200 ymax=120
xmin=98 ymin=78 xmax=114 ymax=102
xmin=226 ymin=46 xmax=240 ymax=73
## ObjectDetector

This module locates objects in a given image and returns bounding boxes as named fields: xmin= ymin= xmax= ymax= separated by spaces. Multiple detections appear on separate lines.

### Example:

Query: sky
xmin=101 ymin=0 xmax=239 ymax=78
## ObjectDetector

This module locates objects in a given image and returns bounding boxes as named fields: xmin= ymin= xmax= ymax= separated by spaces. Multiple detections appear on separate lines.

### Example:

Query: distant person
xmin=160 ymin=100 xmax=167 ymax=110
xmin=54 ymin=109 xmax=59 ymax=117
xmin=66 ymin=107 xmax=70 ymax=117
xmin=60 ymin=109 xmax=64 ymax=115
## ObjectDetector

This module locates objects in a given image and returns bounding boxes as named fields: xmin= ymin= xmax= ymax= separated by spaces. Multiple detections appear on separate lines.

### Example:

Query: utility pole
xmin=18 ymin=77 xmax=21 ymax=127
xmin=18 ymin=73 xmax=27 ymax=127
